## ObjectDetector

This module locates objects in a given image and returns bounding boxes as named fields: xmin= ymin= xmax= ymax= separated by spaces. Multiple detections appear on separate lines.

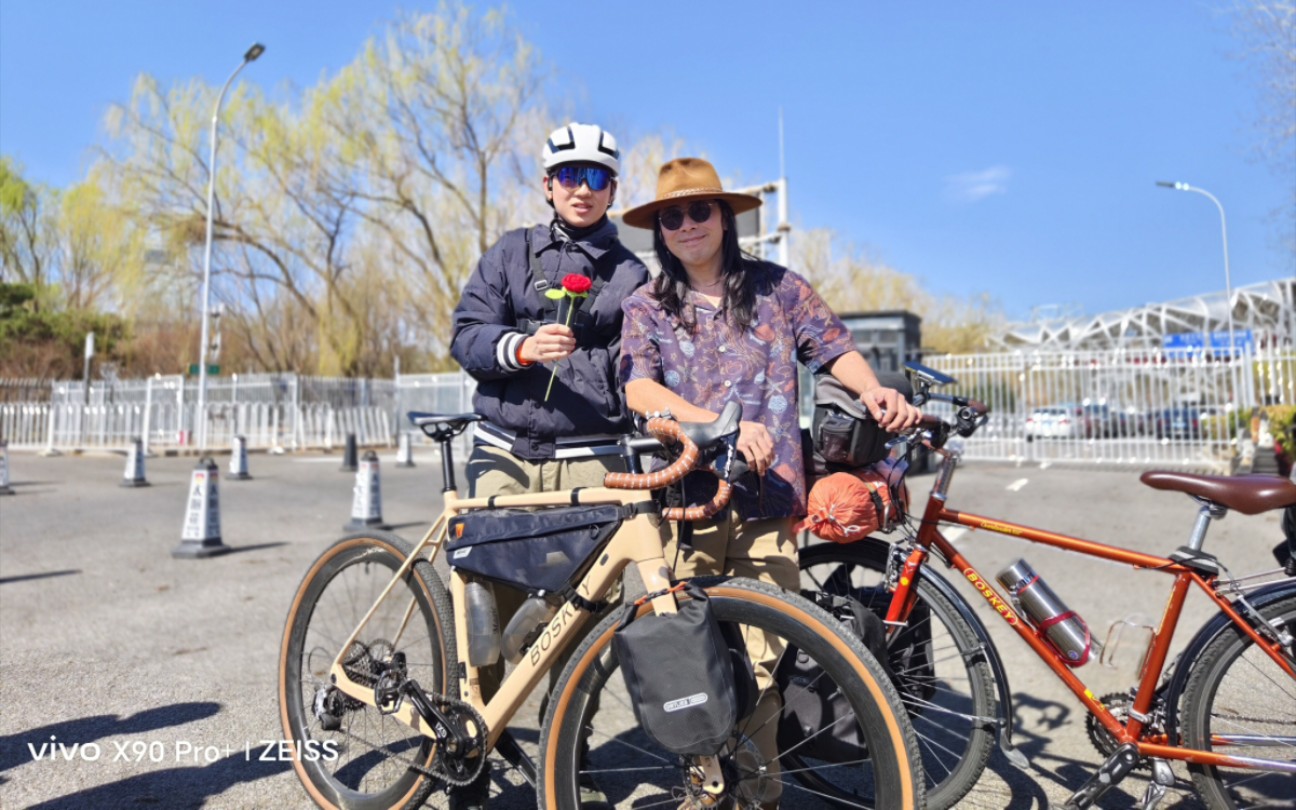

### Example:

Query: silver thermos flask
xmin=996 ymin=558 xmax=1093 ymax=667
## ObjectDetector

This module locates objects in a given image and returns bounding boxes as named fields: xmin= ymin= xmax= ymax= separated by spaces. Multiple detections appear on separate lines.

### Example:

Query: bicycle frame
xmin=326 ymin=483 xmax=680 ymax=751
xmin=887 ymin=448 xmax=1296 ymax=774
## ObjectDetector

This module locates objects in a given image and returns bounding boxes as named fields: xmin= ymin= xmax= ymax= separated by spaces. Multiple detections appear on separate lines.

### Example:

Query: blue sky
xmin=2 ymin=1 xmax=1292 ymax=323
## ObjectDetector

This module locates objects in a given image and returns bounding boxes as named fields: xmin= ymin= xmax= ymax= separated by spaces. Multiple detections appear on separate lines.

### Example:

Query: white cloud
xmin=945 ymin=165 xmax=1011 ymax=203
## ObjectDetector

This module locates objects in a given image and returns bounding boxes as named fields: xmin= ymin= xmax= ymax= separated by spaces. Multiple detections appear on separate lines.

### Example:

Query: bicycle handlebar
xmin=603 ymin=416 xmax=735 ymax=520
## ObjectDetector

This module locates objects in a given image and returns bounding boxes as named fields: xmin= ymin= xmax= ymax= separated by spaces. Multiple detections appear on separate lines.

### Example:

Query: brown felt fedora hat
xmin=621 ymin=157 xmax=762 ymax=229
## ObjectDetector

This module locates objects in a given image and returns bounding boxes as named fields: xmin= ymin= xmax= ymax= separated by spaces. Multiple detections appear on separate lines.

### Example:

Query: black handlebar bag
xmin=809 ymin=375 xmax=904 ymax=476
xmin=613 ymin=582 xmax=756 ymax=756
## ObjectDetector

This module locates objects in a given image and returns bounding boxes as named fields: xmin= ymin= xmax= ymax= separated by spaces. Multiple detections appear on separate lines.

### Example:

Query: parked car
xmin=1156 ymin=406 xmax=1202 ymax=440
xmin=1025 ymin=406 xmax=1084 ymax=440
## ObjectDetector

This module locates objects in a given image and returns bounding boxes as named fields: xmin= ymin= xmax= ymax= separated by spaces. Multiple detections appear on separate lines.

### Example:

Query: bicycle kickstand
xmin=1138 ymin=759 xmax=1176 ymax=810
xmin=1062 ymin=742 xmax=1140 ymax=809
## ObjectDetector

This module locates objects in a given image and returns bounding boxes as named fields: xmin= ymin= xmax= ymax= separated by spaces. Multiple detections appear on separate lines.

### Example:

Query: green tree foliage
xmin=98 ymin=1 xmax=552 ymax=377
xmin=0 ymin=282 xmax=128 ymax=378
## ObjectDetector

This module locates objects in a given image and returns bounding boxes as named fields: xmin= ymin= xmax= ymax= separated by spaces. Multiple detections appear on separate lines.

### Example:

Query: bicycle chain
xmin=1085 ymin=692 xmax=1152 ymax=771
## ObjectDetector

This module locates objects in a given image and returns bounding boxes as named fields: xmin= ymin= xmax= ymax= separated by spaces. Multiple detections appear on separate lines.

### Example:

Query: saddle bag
xmin=446 ymin=505 xmax=622 ymax=594
xmin=614 ymin=583 xmax=756 ymax=756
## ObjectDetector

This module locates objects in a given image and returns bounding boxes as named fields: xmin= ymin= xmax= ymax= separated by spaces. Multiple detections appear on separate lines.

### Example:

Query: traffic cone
xmin=396 ymin=431 xmax=416 ymax=468
xmin=340 ymin=433 xmax=358 ymax=472
xmin=121 ymin=437 xmax=150 ymax=488
xmin=346 ymin=450 xmax=389 ymax=531
xmin=0 ymin=441 xmax=13 ymax=495
xmin=173 ymin=457 xmax=230 ymax=558
xmin=228 ymin=434 xmax=252 ymax=481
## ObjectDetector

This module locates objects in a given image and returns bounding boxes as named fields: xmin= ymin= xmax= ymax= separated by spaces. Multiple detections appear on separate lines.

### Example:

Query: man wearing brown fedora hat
xmin=619 ymin=156 xmax=922 ymax=806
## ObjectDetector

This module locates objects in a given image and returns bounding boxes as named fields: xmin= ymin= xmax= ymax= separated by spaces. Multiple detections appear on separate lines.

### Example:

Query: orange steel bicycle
xmin=797 ymin=362 xmax=1296 ymax=810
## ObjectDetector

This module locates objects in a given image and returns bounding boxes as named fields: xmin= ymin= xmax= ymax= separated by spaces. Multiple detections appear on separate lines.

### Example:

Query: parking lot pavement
xmin=1 ymin=449 xmax=1288 ymax=808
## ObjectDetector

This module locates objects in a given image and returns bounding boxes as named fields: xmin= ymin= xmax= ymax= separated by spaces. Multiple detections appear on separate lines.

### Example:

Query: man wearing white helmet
xmin=450 ymin=122 xmax=646 ymax=810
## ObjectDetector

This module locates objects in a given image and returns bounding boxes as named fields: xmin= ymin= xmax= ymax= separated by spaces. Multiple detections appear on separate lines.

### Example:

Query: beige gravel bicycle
xmin=278 ymin=404 xmax=925 ymax=809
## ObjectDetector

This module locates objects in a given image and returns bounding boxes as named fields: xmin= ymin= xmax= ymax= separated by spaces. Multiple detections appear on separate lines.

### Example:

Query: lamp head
xmin=244 ymin=43 xmax=266 ymax=62
xmin=1156 ymin=180 xmax=1189 ymax=191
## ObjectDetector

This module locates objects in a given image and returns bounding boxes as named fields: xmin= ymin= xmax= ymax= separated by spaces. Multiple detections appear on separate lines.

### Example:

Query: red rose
xmin=562 ymin=274 xmax=593 ymax=295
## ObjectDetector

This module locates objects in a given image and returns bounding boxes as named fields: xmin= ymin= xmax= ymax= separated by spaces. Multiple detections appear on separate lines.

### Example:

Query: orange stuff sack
xmin=797 ymin=470 xmax=895 ymax=544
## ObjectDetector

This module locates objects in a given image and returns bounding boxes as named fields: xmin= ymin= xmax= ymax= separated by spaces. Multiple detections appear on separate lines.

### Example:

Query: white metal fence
xmin=2 ymin=345 xmax=1292 ymax=467
xmin=923 ymin=344 xmax=1294 ymax=470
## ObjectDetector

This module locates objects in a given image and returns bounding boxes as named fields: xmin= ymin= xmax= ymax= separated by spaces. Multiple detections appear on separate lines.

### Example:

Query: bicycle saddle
xmin=1139 ymin=471 xmax=1296 ymax=515
xmin=677 ymin=400 xmax=742 ymax=450
xmin=407 ymin=412 xmax=482 ymax=439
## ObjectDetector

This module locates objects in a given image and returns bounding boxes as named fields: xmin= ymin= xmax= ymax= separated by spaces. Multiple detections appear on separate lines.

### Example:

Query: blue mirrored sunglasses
xmin=552 ymin=165 xmax=613 ymax=192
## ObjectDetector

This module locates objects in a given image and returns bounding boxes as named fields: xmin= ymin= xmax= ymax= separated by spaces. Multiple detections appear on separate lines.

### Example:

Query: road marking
xmin=1006 ymin=478 xmax=1029 ymax=492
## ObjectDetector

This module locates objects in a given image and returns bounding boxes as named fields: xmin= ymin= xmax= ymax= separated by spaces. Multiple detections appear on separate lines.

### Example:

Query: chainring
xmin=430 ymin=695 xmax=489 ymax=787
xmin=1086 ymin=692 xmax=1153 ymax=771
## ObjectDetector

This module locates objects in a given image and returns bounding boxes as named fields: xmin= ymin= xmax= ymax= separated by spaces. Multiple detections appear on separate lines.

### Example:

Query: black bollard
xmin=340 ymin=432 xmax=358 ymax=472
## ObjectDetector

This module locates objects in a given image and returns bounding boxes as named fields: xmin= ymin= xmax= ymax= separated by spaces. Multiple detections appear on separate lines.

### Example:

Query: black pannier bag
xmin=776 ymin=592 xmax=890 ymax=762
xmin=613 ymin=583 xmax=756 ymax=756
xmin=776 ymin=589 xmax=935 ymax=763
xmin=446 ymin=505 xmax=622 ymax=594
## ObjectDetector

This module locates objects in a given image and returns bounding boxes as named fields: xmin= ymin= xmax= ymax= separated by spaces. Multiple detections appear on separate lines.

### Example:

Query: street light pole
xmin=196 ymin=43 xmax=264 ymax=450
xmin=1156 ymin=180 xmax=1241 ymax=405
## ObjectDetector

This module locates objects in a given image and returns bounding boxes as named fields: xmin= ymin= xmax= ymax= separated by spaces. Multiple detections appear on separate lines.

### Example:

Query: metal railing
xmin=3 ymin=344 xmax=1292 ymax=467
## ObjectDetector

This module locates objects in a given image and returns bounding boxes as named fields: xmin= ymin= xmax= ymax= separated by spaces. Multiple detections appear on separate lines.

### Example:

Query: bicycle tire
xmin=1180 ymin=592 xmax=1296 ymax=809
xmin=798 ymin=540 xmax=996 ymax=810
xmin=279 ymin=532 xmax=457 ymax=810
xmin=538 ymin=576 xmax=925 ymax=809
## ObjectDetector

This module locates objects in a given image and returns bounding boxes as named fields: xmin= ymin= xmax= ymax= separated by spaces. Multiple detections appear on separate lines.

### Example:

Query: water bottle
xmin=464 ymin=580 xmax=501 ymax=667
xmin=996 ymin=559 xmax=1093 ymax=667
xmin=500 ymin=595 xmax=558 ymax=663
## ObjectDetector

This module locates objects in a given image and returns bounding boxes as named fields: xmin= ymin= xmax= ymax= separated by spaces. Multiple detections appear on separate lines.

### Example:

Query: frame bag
xmin=614 ymin=583 xmax=756 ymax=756
xmin=446 ymin=505 xmax=622 ymax=594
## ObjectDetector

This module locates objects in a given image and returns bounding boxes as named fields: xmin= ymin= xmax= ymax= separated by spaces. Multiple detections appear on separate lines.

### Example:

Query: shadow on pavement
xmin=0 ymin=569 xmax=82 ymax=586
xmin=0 ymin=702 xmax=222 ymax=774
xmin=220 ymin=542 xmax=289 ymax=556
xmin=25 ymin=750 xmax=287 ymax=809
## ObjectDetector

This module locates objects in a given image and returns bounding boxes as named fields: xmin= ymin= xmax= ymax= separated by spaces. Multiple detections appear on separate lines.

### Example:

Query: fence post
xmin=142 ymin=376 xmax=154 ymax=456
xmin=291 ymin=374 xmax=301 ymax=451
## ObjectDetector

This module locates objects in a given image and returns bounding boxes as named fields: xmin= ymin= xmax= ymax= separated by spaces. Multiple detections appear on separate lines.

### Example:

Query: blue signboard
xmin=1163 ymin=330 xmax=1253 ymax=356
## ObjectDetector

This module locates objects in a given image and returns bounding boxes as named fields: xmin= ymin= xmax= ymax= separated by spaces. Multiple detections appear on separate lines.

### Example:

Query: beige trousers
xmin=665 ymin=506 xmax=799 ymax=807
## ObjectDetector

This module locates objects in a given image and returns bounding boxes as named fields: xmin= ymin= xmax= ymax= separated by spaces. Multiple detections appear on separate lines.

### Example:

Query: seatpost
xmin=438 ymin=432 xmax=457 ymax=494
xmin=1186 ymin=497 xmax=1227 ymax=552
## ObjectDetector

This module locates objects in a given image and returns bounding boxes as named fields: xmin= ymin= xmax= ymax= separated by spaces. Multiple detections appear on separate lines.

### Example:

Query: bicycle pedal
xmin=1063 ymin=742 xmax=1140 ymax=810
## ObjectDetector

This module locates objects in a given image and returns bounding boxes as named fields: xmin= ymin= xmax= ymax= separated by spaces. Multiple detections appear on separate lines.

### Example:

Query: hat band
xmin=663 ymin=186 xmax=725 ymax=199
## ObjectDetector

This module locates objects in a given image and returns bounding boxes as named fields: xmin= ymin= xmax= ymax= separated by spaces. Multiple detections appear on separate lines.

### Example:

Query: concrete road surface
xmin=0 ymin=447 xmax=1289 ymax=808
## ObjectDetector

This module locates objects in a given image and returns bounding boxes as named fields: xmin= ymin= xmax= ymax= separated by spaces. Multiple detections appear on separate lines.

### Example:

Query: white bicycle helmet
xmin=542 ymin=122 xmax=620 ymax=176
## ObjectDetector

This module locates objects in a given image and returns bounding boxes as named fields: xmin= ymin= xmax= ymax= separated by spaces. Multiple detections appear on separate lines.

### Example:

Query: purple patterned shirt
xmin=620 ymin=263 xmax=856 ymax=518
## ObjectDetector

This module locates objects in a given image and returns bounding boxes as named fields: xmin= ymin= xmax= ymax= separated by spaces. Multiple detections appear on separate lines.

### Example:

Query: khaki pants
xmin=665 ymin=506 xmax=798 ymax=807
xmin=465 ymin=444 xmax=625 ymax=701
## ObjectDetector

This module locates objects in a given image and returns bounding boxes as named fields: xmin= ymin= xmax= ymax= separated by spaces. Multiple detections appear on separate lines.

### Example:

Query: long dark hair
xmin=650 ymin=200 xmax=763 ymax=333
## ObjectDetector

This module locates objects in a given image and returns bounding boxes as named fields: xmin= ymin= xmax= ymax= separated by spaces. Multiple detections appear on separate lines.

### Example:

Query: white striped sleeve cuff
xmin=496 ymin=331 xmax=529 ymax=372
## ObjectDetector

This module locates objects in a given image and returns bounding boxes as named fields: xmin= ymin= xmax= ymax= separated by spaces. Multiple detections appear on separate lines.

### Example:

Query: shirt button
xmin=724 ymin=380 xmax=733 ymax=388
xmin=718 ymin=346 xmax=728 ymax=353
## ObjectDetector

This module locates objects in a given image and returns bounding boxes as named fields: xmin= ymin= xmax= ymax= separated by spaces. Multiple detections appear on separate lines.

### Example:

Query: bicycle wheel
xmin=539 ymin=576 xmax=925 ymax=809
xmin=798 ymin=540 xmax=995 ymax=810
xmin=1181 ymin=592 xmax=1296 ymax=809
xmin=279 ymin=532 xmax=456 ymax=810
